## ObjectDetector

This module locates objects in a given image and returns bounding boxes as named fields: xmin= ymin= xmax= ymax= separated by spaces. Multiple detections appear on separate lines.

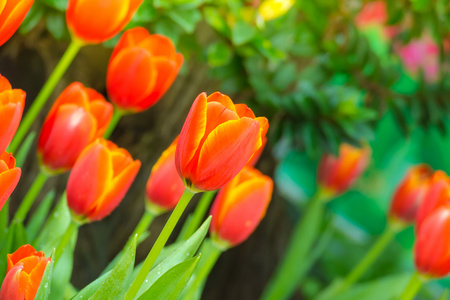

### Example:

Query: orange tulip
xmin=247 ymin=136 xmax=267 ymax=167
xmin=107 ymin=27 xmax=183 ymax=113
xmin=210 ymin=166 xmax=273 ymax=247
xmin=0 ymin=244 xmax=50 ymax=300
xmin=317 ymin=143 xmax=371 ymax=198
xmin=66 ymin=0 xmax=143 ymax=44
xmin=66 ymin=138 xmax=141 ymax=222
xmin=0 ymin=151 xmax=20 ymax=211
xmin=145 ymin=138 xmax=184 ymax=213
xmin=414 ymin=207 xmax=450 ymax=278
xmin=388 ymin=164 xmax=433 ymax=224
xmin=415 ymin=171 xmax=450 ymax=231
xmin=37 ymin=82 xmax=113 ymax=174
xmin=175 ymin=92 xmax=269 ymax=192
xmin=0 ymin=0 xmax=34 ymax=46
xmin=0 ymin=74 xmax=25 ymax=153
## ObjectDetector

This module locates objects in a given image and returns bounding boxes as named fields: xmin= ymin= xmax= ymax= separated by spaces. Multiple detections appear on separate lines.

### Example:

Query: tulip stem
xmin=125 ymin=188 xmax=197 ymax=300
xmin=54 ymin=219 xmax=80 ymax=264
xmin=130 ymin=209 xmax=156 ymax=243
xmin=398 ymin=272 xmax=424 ymax=300
xmin=13 ymin=171 xmax=48 ymax=224
xmin=181 ymin=239 xmax=222 ymax=300
xmin=261 ymin=190 xmax=328 ymax=300
xmin=8 ymin=39 xmax=83 ymax=153
xmin=180 ymin=191 xmax=216 ymax=240
xmin=103 ymin=108 xmax=123 ymax=139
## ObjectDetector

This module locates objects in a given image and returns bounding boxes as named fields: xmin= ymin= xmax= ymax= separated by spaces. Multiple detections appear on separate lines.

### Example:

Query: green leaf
xmin=43 ymin=0 xmax=68 ymax=11
xmin=0 ymin=201 xmax=8 ymax=242
xmin=207 ymin=41 xmax=233 ymax=67
xmin=90 ymin=235 xmax=137 ymax=300
xmin=134 ymin=217 xmax=211 ymax=298
xmin=0 ymin=222 xmax=28 ymax=286
xmin=46 ymin=11 xmax=69 ymax=40
xmin=27 ymin=190 xmax=55 ymax=242
xmin=167 ymin=9 xmax=202 ymax=34
xmin=35 ymin=252 xmax=54 ymax=300
xmin=203 ymin=6 xmax=230 ymax=36
xmin=71 ymin=272 xmax=110 ymax=300
xmin=15 ymin=131 xmax=36 ymax=167
xmin=232 ymin=20 xmax=257 ymax=46
xmin=137 ymin=256 xmax=201 ymax=300
xmin=20 ymin=3 xmax=45 ymax=34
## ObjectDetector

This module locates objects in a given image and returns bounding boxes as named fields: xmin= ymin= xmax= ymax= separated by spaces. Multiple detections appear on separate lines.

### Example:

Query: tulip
xmin=388 ymin=164 xmax=433 ymax=224
xmin=210 ymin=166 xmax=273 ymax=247
xmin=175 ymin=92 xmax=269 ymax=192
xmin=66 ymin=138 xmax=141 ymax=222
xmin=0 ymin=151 xmax=20 ymax=211
xmin=415 ymin=170 xmax=450 ymax=231
xmin=0 ymin=0 xmax=34 ymax=46
xmin=66 ymin=0 xmax=143 ymax=44
xmin=145 ymin=138 xmax=184 ymax=213
xmin=0 ymin=74 xmax=25 ymax=153
xmin=107 ymin=27 xmax=183 ymax=113
xmin=0 ymin=244 xmax=50 ymax=300
xmin=37 ymin=82 xmax=113 ymax=174
xmin=414 ymin=207 xmax=450 ymax=278
xmin=317 ymin=143 xmax=371 ymax=198
xmin=247 ymin=136 xmax=267 ymax=167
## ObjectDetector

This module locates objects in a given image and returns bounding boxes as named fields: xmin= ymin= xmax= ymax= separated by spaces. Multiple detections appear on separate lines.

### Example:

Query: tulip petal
xmin=47 ymin=82 xmax=88 ymax=117
xmin=0 ymin=0 xmax=34 ymax=46
xmin=0 ymin=91 xmax=25 ymax=152
xmin=7 ymin=245 xmax=37 ymax=272
xmin=0 ymin=265 xmax=26 ymax=300
xmin=26 ymin=258 xmax=49 ymax=300
xmin=67 ymin=142 xmax=113 ymax=217
xmin=107 ymin=47 xmax=156 ymax=110
xmin=176 ymin=93 xmax=208 ymax=177
xmin=194 ymin=118 xmax=260 ymax=191
xmin=0 ymin=75 xmax=11 ymax=92
xmin=139 ymin=34 xmax=177 ymax=58
xmin=110 ymin=27 xmax=149 ymax=61
xmin=206 ymin=92 xmax=236 ymax=112
xmin=0 ymin=167 xmax=20 ymax=212
xmin=203 ymin=102 xmax=239 ymax=138
xmin=88 ymin=100 xmax=113 ymax=136
xmin=235 ymin=104 xmax=256 ymax=118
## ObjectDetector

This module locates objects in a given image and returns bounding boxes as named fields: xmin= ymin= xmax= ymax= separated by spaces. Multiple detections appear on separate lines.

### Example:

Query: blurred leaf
xmin=15 ymin=131 xmax=36 ymax=167
xmin=26 ymin=190 xmax=56 ymax=242
xmin=232 ymin=20 xmax=257 ymax=45
xmin=203 ymin=6 xmax=230 ymax=36
xmin=167 ymin=9 xmax=202 ymax=34
xmin=43 ymin=0 xmax=68 ymax=11
xmin=20 ymin=3 xmax=45 ymax=34
xmin=46 ymin=10 xmax=69 ymax=40
xmin=137 ymin=256 xmax=200 ymax=300
xmin=207 ymin=41 xmax=233 ymax=67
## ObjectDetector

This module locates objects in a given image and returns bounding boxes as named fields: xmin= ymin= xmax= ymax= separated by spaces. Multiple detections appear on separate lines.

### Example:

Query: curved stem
xmin=398 ymin=272 xmax=424 ymax=300
xmin=181 ymin=191 xmax=215 ymax=240
xmin=125 ymin=188 xmax=197 ymax=300
xmin=9 ymin=39 xmax=83 ymax=153
xmin=54 ymin=219 xmax=80 ymax=264
xmin=182 ymin=239 xmax=222 ymax=300
xmin=13 ymin=171 xmax=48 ymax=224
xmin=103 ymin=108 xmax=123 ymax=139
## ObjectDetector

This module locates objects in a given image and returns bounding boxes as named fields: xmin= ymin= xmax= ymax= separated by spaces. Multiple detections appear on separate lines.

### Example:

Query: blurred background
xmin=1 ymin=0 xmax=450 ymax=299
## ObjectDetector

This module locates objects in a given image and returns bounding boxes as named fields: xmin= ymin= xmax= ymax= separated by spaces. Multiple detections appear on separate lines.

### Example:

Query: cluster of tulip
xmin=0 ymin=0 xmax=273 ymax=299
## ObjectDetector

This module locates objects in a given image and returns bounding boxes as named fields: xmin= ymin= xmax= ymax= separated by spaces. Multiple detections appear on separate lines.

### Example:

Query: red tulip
xmin=67 ymin=139 xmax=141 ymax=222
xmin=0 ymin=151 xmax=21 ymax=211
xmin=415 ymin=171 xmax=450 ymax=231
xmin=175 ymin=92 xmax=269 ymax=192
xmin=0 ymin=74 xmax=25 ymax=153
xmin=0 ymin=244 xmax=50 ymax=300
xmin=317 ymin=143 xmax=371 ymax=198
xmin=37 ymin=82 xmax=113 ymax=174
xmin=107 ymin=27 xmax=183 ymax=113
xmin=66 ymin=0 xmax=143 ymax=44
xmin=0 ymin=0 xmax=34 ymax=46
xmin=414 ymin=207 xmax=450 ymax=278
xmin=145 ymin=137 xmax=184 ymax=213
xmin=388 ymin=164 xmax=433 ymax=224
xmin=210 ymin=166 xmax=273 ymax=247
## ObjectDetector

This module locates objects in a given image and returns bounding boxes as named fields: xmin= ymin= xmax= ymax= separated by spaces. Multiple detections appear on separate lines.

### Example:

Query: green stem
xmin=8 ymin=39 xmax=83 ymax=153
xmin=125 ymin=188 xmax=197 ymax=300
xmin=13 ymin=171 xmax=48 ymax=223
xmin=398 ymin=272 xmax=424 ymax=300
xmin=181 ymin=191 xmax=215 ymax=240
xmin=182 ymin=239 xmax=222 ymax=300
xmin=130 ymin=209 xmax=156 ymax=243
xmin=261 ymin=191 xmax=326 ymax=300
xmin=54 ymin=219 xmax=80 ymax=264
xmin=103 ymin=108 xmax=123 ymax=139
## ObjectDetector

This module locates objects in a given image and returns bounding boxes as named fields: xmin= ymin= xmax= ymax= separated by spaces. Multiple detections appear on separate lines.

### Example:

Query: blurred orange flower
xmin=0 ymin=151 xmax=20 ymax=211
xmin=0 ymin=0 xmax=34 ymax=46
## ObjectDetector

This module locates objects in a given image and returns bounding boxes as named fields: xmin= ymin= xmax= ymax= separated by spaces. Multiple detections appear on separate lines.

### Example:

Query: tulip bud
xmin=37 ymin=82 xmax=113 ymax=174
xmin=0 ymin=151 xmax=21 ymax=211
xmin=66 ymin=0 xmax=143 ymax=44
xmin=415 ymin=171 xmax=450 ymax=231
xmin=0 ymin=0 xmax=34 ymax=46
xmin=0 ymin=244 xmax=50 ymax=300
xmin=107 ymin=27 xmax=183 ymax=113
xmin=247 ymin=136 xmax=267 ymax=167
xmin=175 ymin=92 xmax=269 ymax=192
xmin=0 ymin=74 xmax=25 ymax=153
xmin=414 ymin=207 xmax=450 ymax=278
xmin=67 ymin=139 xmax=141 ymax=222
xmin=317 ymin=143 xmax=371 ymax=198
xmin=210 ymin=166 xmax=273 ymax=248
xmin=388 ymin=164 xmax=433 ymax=225
xmin=145 ymin=138 xmax=184 ymax=214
